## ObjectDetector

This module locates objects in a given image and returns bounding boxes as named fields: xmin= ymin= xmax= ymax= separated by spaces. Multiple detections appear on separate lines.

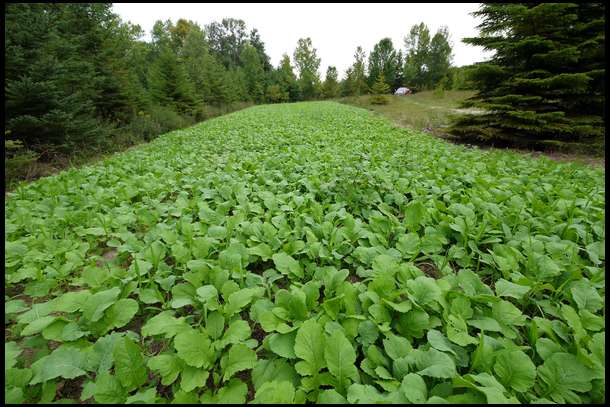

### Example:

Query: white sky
xmin=112 ymin=3 xmax=492 ymax=78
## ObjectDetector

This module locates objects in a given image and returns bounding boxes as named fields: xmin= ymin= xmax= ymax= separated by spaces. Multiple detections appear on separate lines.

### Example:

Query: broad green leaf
xmin=5 ymin=342 xmax=22 ymax=370
xmin=407 ymin=276 xmax=442 ymax=306
xmin=94 ymin=372 xmax=126 ymax=403
xmin=215 ymin=378 xmax=248 ymax=403
xmin=537 ymin=353 xmax=593 ymax=403
xmin=174 ymin=328 xmax=213 ymax=368
xmin=400 ymin=373 xmax=427 ymax=403
xmin=413 ymin=348 xmax=457 ymax=379
xmin=383 ymin=333 xmax=412 ymax=360
xmin=219 ymin=319 xmax=251 ymax=347
xmin=126 ymin=388 xmax=158 ymax=404
xmin=324 ymin=330 xmax=359 ymax=391
xmin=317 ymin=389 xmax=348 ymax=404
xmin=294 ymin=318 xmax=325 ymax=376
xmin=113 ymin=336 xmax=147 ymax=391
xmin=493 ymin=349 xmax=536 ymax=392
xmin=272 ymin=252 xmax=303 ymax=278
xmin=252 ymin=381 xmax=295 ymax=404
xmin=21 ymin=315 xmax=57 ymax=336
xmin=181 ymin=365 xmax=209 ymax=393
xmin=268 ymin=331 xmax=297 ymax=359
xmin=141 ymin=311 xmax=189 ymax=338
xmin=220 ymin=343 xmax=257 ymax=381
xmin=224 ymin=287 xmax=264 ymax=317
xmin=251 ymin=358 xmax=299 ymax=391
xmin=405 ymin=201 xmax=426 ymax=230
xmin=30 ymin=346 xmax=88 ymax=385
xmin=427 ymin=329 xmax=456 ymax=355
xmin=570 ymin=280 xmax=603 ymax=312
xmin=54 ymin=290 xmax=91 ymax=312
xmin=495 ymin=279 xmax=530 ymax=299
xmin=147 ymin=354 xmax=183 ymax=386
xmin=82 ymin=287 xmax=121 ymax=322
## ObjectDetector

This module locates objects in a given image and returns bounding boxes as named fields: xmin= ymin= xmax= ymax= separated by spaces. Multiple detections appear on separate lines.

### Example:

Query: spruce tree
xmin=370 ymin=73 xmax=390 ymax=104
xmin=322 ymin=66 xmax=340 ymax=99
xmin=449 ymin=3 xmax=605 ymax=151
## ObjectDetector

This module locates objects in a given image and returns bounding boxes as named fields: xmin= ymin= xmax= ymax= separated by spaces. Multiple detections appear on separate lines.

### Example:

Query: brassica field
xmin=4 ymin=102 xmax=605 ymax=404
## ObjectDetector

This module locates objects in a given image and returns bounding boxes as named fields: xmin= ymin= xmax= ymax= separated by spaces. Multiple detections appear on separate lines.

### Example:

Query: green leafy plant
xmin=4 ymin=101 xmax=605 ymax=404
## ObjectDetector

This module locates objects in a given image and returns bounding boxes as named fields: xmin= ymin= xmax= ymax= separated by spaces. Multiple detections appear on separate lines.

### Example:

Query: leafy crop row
xmin=5 ymin=102 xmax=605 ymax=403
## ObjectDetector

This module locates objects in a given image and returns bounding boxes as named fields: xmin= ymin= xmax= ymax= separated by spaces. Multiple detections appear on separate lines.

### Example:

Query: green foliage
xmin=322 ymin=66 xmax=340 ymax=99
xmin=367 ymin=38 xmax=400 ymax=90
xmin=369 ymin=74 xmax=391 ymax=105
xmin=293 ymin=38 xmax=322 ymax=100
xmin=404 ymin=23 xmax=453 ymax=90
xmin=5 ymin=102 xmax=605 ymax=404
xmin=449 ymin=3 xmax=605 ymax=150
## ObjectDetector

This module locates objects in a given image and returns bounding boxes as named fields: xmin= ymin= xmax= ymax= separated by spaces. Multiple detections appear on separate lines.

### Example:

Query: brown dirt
xmin=417 ymin=262 xmax=440 ymax=279
xmin=205 ymin=371 xmax=217 ymax=392
xmin=251 ymin=323 xmax=266 ymax=345
xmin=248 ymin=259 xmax=274 ymax=275
xmin=21 ymin=346 xmax=37 ymax=368
xmin=348 ymin=274 xmax=362 ymax=283
xmin=95 ymin=249 xmax=118 ymax=268
xmin=146 ymin=338 xmax=167 ymax=356
xmin=56 ymin=377 xmax=86 ymax=401
xmin=236 ymin=370 xmax=255 ymax=402
xmin=5 ymin=284 xmax=25 ymax=298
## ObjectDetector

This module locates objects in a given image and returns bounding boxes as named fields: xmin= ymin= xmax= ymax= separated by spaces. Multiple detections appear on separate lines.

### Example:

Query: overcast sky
xmin=112 ymin=3 xmax=492 ymax=78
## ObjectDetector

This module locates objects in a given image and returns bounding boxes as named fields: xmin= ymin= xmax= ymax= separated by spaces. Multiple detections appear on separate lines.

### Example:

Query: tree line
xmin=5 ymin=3 xmax=457 ymax=172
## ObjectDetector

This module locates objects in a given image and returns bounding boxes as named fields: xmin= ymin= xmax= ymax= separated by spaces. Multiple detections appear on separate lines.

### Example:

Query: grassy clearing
xmin=338 ymin=91 xmax=476 ymax=130
xmin=4 ymin=102 xmax=605 ymax=404
xmin=339 ymin=91 xmax=604 ymax=168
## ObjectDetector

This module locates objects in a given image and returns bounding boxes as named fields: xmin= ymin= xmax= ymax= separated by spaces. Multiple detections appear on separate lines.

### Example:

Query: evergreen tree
xmin=449 ymin=3 xmax=605 ymax=150
xmin=370 ymin=73 xmax=390 ymax=104
xmin=147 ymin=47 xmax=197 ymax=114
xmin=275 ymin=54 xmax=301 ymax=102
xmin=322 ymin=66 xmax=340 ymax=99
xmin=5 ymin=3 xmax=140 ymax=152
xmin=200 ymin=53 xmax=232 ymax=106
xmin=293 ymin=38 xmax=321 ymax=100
xmin=341 ymin=67 xmax=357 ymax=97
xmin=180 ymin=23 xmax=209 ymax=106
xmin=371 ymin=73 xmax=390 ymax=95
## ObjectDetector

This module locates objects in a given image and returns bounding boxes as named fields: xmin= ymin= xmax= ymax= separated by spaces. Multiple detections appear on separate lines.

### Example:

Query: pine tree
xmin=449 ymin=3 xmax=605 ymax=151
xmin=322 ymin=66 xmax=340 ymax=99
xmin=147 ymin=47 xmax=197 ymax=114
xmin=275 ymin=54 xmax=301 ymax=102
xmin=369 ymin=73 xmax=390 ymax=105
